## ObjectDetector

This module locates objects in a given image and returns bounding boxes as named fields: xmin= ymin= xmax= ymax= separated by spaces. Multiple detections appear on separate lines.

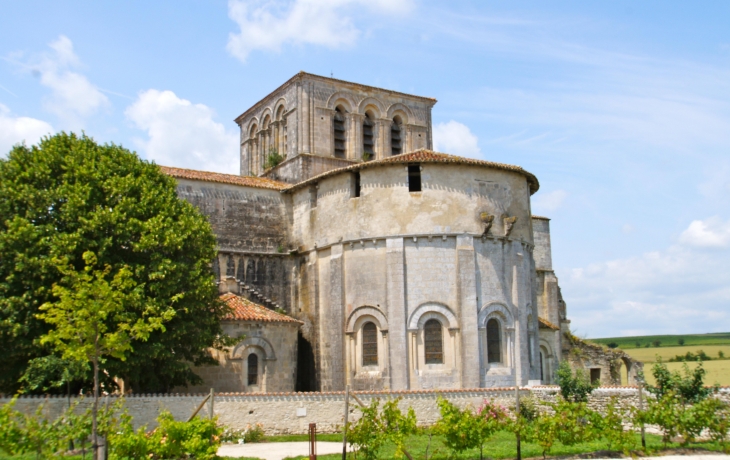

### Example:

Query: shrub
xmin=556 ymin=360 xmax=595 ymax=403
xmin=647 ymin=359 xmax=712 ymax=403
xmin=600 ymin=397 xmax=636 ymax=454
xmin=264 ymin=148 xmax=284 ymax=169
xmin=436 ymin=398 xmax=509 ymax=460
xmin=607 ymin=342 xmax=618 ymax=349
xmin=678 ymin=338 xmax=685 ymax=346
xmin=653 ymin=340 xmax=662 ymax=348
xmin=524 ymin=399 xmax=601 ymax=459
xmin=347 ymin=397 xmax=417 ymax=460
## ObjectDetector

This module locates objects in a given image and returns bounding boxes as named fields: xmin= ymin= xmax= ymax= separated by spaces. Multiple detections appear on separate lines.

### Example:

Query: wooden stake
xmin=342 ymin=385 xmax=350 ymax=460
xmin=209 ymin=388 xmax=215 ymax=420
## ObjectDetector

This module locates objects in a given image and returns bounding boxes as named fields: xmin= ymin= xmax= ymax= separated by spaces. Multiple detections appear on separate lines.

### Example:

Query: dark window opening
xmin=352 ymin=172 xmax=361 ymax=198
xmin=391 ymin=118 xmax=402 ymax=155
xmin=540 ymin=352 xmax=545 ymax=381
xmin=247 ymin=353 xmax=258 ymax=386
xmin=362 ymin=321 xmax=378 ymax=366
xmin=334 ymin=108 xmax=346 ymax=158
xmin=309 ymin=185 xmax=317 ymax=208
xmin=408 ymin=164 xmax=421 ymax=192
xmin=487 ymin=318 xmax=502 ymax=363
xmin=590 ymin=368 xmax=601 ymax=384
xmin=363 ymin=114 xmax=374 ymax=160
xmin=296 ymin=332 xmax=317 ymax=392
xmin=424 ymin=319 xmax=443 ymax=364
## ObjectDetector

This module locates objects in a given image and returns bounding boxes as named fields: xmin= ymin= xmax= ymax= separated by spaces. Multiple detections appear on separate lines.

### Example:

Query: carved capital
xmin=480 ymin=212 xmax=495 ymax=235
xmin=504 ymin=216 xmax=518 ymax=237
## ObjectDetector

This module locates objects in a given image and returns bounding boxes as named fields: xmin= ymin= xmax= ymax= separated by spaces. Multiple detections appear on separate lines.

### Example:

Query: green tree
xmin=556 ymin=360 xmax=596 ymax=403
xmin=39 ymin=251 xmax=172 ymax=458
xmin=646 ymin=358 xmax=712 ymax=403
xmin=0 ymin=132 xmax=227 ymax=394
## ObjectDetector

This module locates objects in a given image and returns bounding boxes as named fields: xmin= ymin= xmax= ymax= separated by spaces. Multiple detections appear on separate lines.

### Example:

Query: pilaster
xmin=456 ymin=234 xmax=480 ymax=388
xmin=386 ymin=237 xmax=409 ymax=389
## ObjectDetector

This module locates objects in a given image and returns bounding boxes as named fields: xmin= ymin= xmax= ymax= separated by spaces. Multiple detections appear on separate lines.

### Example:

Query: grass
xmin=621 ymin=344 xmax=730 ymax=362
xmin=590 ymin=332 xmax=730 ymax=349
xmin=279 ymin=430 xmax=727 ymax=460
xmin=637 ymin=359 xmax=730 ymax=386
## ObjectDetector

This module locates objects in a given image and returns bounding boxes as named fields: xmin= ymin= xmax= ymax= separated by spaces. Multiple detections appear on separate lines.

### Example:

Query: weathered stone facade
xmin=161 ymin=73 xmax=636 ymax=393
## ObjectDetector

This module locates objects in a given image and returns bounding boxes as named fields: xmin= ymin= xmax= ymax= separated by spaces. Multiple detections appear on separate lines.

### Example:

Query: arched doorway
xmin=296 ymin=332 xmax=317 ymax=392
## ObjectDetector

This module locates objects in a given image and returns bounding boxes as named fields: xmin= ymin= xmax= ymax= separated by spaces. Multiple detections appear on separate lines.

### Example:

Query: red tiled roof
xmin=284 ymin=150 xmax=539 ymax=194
xmin=221 ymin=293 xmax=303 ymax=324
xmin=160 ymin=166 xmax=288 ymax=191
xmin=539 ymin=317 xmax=560 ymax=330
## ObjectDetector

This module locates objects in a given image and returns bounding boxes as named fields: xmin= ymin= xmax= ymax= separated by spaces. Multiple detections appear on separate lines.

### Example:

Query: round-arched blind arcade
xmin=424 ymin=319 xmax=444 ymax=364
xmin=362 ymin=321 xmax=378 ymax=366
xmin=247 ymin=353 xmax=258 ymax=385
xmin=486 ymin=318 xmax=501 ymax=363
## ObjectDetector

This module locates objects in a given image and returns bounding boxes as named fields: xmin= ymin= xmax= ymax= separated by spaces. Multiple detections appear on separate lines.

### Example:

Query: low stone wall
xmin=2 ymin=386 xmax=728 ymax=435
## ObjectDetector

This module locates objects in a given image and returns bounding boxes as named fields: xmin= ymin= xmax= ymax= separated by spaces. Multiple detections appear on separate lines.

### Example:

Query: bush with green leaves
xmin=347 ymin=397 xmax=417 ymax=460
xmin=646 ymin=359 xmax=713 ymax=403
xmin=556 ymin=360 xmax=596 ymax=403
xmin=600 ymin=397 xmax=637 ymax=454
xmin=525 ymin=399 xmax=602 ymax=459
xmin=435 ymin=398 xmax=509 ymax=460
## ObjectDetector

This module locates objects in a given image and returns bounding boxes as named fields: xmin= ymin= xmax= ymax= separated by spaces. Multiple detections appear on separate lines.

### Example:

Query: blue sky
xmin=2 ymin=1 xmax=729 ymax=338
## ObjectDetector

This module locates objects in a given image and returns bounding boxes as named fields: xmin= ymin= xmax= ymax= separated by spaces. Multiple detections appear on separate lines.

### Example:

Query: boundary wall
xmin=2 ymin=386 xmax=729 ymax=435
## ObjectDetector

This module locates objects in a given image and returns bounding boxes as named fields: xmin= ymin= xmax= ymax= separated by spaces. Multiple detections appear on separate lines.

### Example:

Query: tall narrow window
xmin=362 ymin=114 xmax=374 ymax=160
xmin=424 ymin=319 xmax=443 ymax=364
xmin=408 ymin=164 xmax=421 ymax=192
xmin=486 ymin=318 xmax=501 ymax=363
xmin=351 ymin=172 xmax=361 ymax=198
xmin=333 ymin=107 xmax=346 ymax=158
xmin=247 ymin=353 xmax=258 ymax=385
xmin=309 ymin=185 xmax=317 ymax=208
xmin=362 ymin=322 xmax=378 ymax=366
xmin=391 ymin=117 xmax=402 ymax=155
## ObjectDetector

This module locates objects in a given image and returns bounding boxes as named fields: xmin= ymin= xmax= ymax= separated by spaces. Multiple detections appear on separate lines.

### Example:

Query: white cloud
xmin=432 ymin=120 xmax=481 ymax=158
xmin=532 ymin=189 xmax=568 ymax=214
xmin=125 ymin=89 xmax=239 ymax=174
xmin=679 ymin=216 xmax=730 ymax=248
xmin=0 ymin=104 xmax=54 ymax=156
xmin=21 ymin=35 xmax=110 ymax=126
xmin=227 ymin=0 xmax=414 ymax=62
xmin=563 ymin=218 xmax=730 ymax=337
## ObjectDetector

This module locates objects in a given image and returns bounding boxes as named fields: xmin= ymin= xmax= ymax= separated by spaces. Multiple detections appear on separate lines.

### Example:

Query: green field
xmin=590 ymin=332 xmax=730 ymax=349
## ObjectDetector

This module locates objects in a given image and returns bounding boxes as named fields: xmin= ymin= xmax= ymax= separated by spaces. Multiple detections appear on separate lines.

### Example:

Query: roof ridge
xmin=221 ymin=293 xmax=303 ymax=324
xmin=283 ymin=149 xmax=540 ymax=194
xmin=159 ymin=165 xmax=288 ymax=191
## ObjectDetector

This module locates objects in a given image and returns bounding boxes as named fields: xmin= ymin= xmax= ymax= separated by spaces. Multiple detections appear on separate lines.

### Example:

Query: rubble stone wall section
xmin=3 ymin=387 xmax=728 ymax=435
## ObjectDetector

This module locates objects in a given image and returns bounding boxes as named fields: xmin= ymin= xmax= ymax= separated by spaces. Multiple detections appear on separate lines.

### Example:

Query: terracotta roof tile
xmin=160 ymin=166 xmax=288 ymax=191
xmin=538 ymin=317 xmax=560 ymax=330
xmin=221 ymin=293 xmax=303 ymax=324
xmin=284 ymin=149 xmax=539 ymax=194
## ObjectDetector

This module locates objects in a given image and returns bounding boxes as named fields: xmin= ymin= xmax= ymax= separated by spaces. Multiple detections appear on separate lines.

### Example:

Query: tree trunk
xmin=93 ymin=336 xmax=99 ymax=460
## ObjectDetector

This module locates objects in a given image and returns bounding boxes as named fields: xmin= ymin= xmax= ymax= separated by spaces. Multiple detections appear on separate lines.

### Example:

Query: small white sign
xmin=296 ymin=407 xmax=307 ymax=417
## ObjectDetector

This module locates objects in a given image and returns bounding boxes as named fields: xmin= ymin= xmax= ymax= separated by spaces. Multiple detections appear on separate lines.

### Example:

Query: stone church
xmin=162 ymin=72 xmax=640 ymax=393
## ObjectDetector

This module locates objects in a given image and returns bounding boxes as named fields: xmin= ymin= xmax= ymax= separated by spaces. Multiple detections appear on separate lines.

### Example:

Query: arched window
xmin=247 ymin=353 xmax=258 ymax=385
xmin=333 ymin=107 xmax=346 ymax=158
xmin=362 ymin=114 xmax=374 ymax=160
xmin=424 ymin=319 xmax=443 ymax=364
xmin=486 ymin=318 xmax=501 ymax=363
xmin=362 ymin=321 xmax=378 ymax=366
xmin=391 ymin=116 xmax=402 ymax=155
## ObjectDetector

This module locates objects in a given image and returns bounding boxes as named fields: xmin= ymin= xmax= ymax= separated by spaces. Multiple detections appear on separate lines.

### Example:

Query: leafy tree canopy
xmin=0 ymin=132 xmax=226 ymax=394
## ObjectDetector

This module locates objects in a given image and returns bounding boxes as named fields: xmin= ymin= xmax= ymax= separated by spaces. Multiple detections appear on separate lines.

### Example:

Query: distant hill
xmin=589 ymin=332 xmax=730 ymax=349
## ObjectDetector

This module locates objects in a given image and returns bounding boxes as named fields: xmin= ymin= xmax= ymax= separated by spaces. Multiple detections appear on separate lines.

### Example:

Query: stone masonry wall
xmin=4 ymin=387 xmax=728 ymax=435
